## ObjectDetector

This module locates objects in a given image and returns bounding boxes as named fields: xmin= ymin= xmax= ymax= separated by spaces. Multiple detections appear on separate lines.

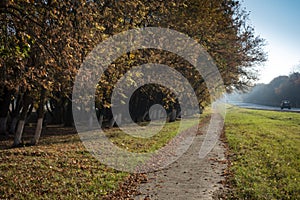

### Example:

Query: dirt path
xmin=133 ymin=115 xmax=227 ymax=200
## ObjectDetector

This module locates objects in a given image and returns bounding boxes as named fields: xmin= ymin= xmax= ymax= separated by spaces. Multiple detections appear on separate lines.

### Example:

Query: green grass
xmin=0 ymin=133 xmax=127 ymax=199
xmin=225 ymin=106 xmax=300 ymax=200
xmin=0 ymin=114 xmax=204 ymax=199
xmin=104 ymin=117 xmax=201 ymax=153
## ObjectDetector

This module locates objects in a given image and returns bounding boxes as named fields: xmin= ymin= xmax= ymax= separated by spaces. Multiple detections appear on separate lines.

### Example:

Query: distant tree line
xmin=241 ymin=72 xmax=300 ymax=107
xmin=0 ymin=0 xmax=266 ymax=146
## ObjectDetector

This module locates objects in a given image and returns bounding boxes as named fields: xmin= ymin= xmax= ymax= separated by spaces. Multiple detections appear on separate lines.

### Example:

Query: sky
xmin=241 ymin=0 xmax=300 ymax=84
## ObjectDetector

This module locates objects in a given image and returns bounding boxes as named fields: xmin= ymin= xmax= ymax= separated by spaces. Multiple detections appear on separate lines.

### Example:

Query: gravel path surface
xmin=133 ymin=115 xmax=227 ymax=200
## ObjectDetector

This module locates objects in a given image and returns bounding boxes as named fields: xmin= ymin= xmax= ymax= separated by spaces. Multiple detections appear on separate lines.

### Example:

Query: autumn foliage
xmin=0 ymin=0 xmax=266 ymax=145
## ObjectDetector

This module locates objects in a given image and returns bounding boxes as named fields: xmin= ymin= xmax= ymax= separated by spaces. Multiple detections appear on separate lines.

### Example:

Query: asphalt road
xmin=229 ymin=101 xmax=300 ymax=113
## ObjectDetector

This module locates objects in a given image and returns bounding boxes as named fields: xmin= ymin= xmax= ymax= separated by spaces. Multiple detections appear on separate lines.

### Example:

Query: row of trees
xmin=240 ymin=72 xmax=300 ymax=107
xmin=0 ymin=0 xmax=266 ymax=146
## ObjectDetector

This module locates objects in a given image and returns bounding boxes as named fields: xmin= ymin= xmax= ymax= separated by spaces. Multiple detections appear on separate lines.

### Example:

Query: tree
xmin=0 ymin=0 xmax=89 ymax=143
xmin=161 ymin=0 xmax=266 ymax=90
xmin=241 ymin=73 xmax=300 ymax=107
xmin=0 ymin=1 xmax=32 ymax=135
xmin=1 ymin=0 xmax=267 ymax=143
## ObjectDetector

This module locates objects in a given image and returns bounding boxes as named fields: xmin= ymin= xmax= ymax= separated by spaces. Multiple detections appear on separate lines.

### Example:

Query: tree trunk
xmin=108 ymin=117 xmax=115 ymax=128
xmin=25 ymin=103 xmax=34 ymax=124
xmin=64 ymin=98 xmax=73 ymax=127
xmin=143 ymin=110 xmax=150 ymax=121
xmin=115 ymin=113 xmax=122 ymax=127
xmin=31 ymin=117 xmax=43 ymax=145
xmin=31 ymin=89 xmax=46 ymax=145
xmin=0 ymin=88 xmax=11 ymax=135
xmin=14 ymin=119 xmax=25 ymax=146
xmin=9 ymin=116 xmax=18 ymax=134
xmin=13 ymin=92 xmax=32 ymax=146
xmin=167 ymin=109 xmax=176 ymax=122
xmin=98 ymin=114 xmax=103 ymax=128
xmin=0 ymin=117 xmax=8 ymax=135
xmin=47 ymin=97 xmax=65 ymax=125
xmin=88 ymin=115 xmax=93 ymax=129
xmin=9 ymin=93 xmax=22 ymax=134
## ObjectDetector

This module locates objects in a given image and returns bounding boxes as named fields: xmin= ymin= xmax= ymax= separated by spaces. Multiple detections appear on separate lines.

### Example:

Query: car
xmin=281 ymin=100 xmax=291 ymax=109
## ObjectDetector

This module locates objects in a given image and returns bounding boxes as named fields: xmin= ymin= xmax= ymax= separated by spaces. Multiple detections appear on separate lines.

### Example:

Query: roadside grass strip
xmin=225 ymin=106 xmax=300 ymax=200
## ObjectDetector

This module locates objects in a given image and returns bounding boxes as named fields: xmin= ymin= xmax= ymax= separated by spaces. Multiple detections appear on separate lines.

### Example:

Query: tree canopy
xmin=0 ymin=0 xmax=266 ymax=145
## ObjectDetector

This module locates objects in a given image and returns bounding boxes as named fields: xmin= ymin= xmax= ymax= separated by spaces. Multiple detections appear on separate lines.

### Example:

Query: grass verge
xmin=225 ymin=106 xmax=300 ymax=200
xmin=0 ymin=114 xmax=205 ymax=199
xmin=104 ymin=117 xmax=200 ymax=153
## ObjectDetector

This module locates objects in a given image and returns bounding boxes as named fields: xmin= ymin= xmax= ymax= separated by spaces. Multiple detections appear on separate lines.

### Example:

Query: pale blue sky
xmin=241 ymin=0 xmax=300 ymax=83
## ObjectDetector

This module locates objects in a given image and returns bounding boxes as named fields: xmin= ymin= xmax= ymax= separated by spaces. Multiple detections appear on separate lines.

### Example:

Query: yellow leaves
xmin=103 ymin=7 xmax=112 ymax=17
xmin=95 ymin=23 xmax=106 ymax=32
xmin=103 ymin=103 xmax=111 ymax=108
xmin=25 ymin=0 xmax=35 ymax=3
xmin=118 ymin=17 xmax=124 ymax=23
xmin=129 ymin=53 xmax=135 ymax=60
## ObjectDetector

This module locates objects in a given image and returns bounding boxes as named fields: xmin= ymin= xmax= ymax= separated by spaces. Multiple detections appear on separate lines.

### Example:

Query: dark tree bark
xmin=31 ymin=88 xmax=46 ymax=145
xmin=9 ymin=93 xmax=23 ymax=134
xmin=167 ymin=109 xmax=176 ymax=123
xmin=14 ymin=92 xmax=32 ymax=146
xmin=0 ymin=88 xmax=12 ymax=135
xmin=63 ymin=98 xmax=73 ymax=127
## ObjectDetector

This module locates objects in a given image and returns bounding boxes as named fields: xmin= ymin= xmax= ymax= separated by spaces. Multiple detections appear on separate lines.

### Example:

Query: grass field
xmin=0 ymin=131 xmax=127 ymax=199
xmin=3 ymin=107 xmax=298 ymax=199
xmin=225 ymin=106 xmax=300 ymax=200
xmin=0 ymin=116 xmax=201 ymax=199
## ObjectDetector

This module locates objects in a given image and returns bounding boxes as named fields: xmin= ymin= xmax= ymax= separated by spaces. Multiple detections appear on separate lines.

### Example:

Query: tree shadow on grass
xmin=0 ymin=126 xmax=79 ymax=150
